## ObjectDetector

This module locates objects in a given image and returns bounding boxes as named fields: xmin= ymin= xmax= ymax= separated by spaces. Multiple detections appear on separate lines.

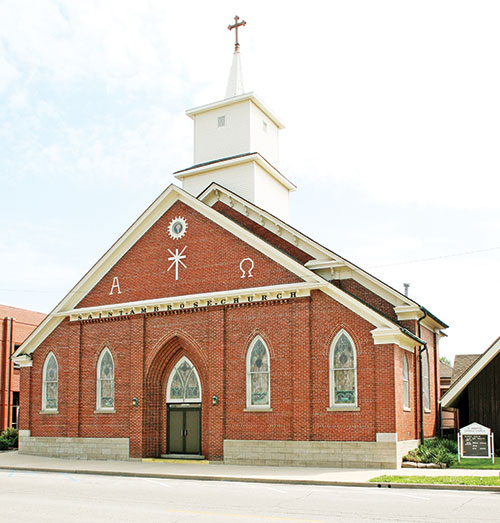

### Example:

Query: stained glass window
xmin=330 ymin=332 xmax=357 ymax=407
xmin=166 ymin=357 xmax=201 ymax=403
xmin=423 ymin=351 xmax=430 ymax=411
xmin=97 ymin=348 xmax=114 ymax=410
xmin=246 ymin=337 xmax=270 ymax=408
xmin=42 ymin=353 xmax=58 ymax=411
xmin=403 ymin=354 xmax=410 ymax=409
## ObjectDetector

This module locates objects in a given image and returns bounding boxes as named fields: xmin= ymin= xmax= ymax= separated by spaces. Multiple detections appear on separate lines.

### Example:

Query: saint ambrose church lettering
xmin=13 ymin=18 xmax=446 ymax=468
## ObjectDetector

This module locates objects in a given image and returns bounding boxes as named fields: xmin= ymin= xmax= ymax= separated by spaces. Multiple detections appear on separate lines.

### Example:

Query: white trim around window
xmin=166 ymin=356 xmax=202 ymax=403
xmin=41 ymin=352 xmax=58 ymax=413
xmin=403 ymin=353 xmax=410 ymax=410
xmin=246 ymin=336 xmax=271 ymax=410
xmin=96 ymin=347 xmax=115 ymax=412
xmin=329 ymin=330 xmax=358 ymax=409
xmin=423 ymin=350 xmax=431 ymax=412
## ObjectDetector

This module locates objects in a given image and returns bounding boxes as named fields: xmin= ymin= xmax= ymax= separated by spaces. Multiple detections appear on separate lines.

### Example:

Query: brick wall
xmin=18 ymin=201 xmax=440 ymax=462
xmin=19 ymin=287 xmax=438 ymax=461
xmin=77 ymin=201 xmax=302 ymax=310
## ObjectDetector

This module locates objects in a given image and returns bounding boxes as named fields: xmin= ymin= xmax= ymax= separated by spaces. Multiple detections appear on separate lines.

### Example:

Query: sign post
xmin=458 ymin=422 xmax=494 ymax=464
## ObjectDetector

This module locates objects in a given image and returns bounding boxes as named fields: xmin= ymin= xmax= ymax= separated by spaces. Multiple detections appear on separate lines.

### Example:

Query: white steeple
xmin=225 ymin=50 xmax=245 ymax=99
xmin=175 ymin=16 xmax=296 ymax=221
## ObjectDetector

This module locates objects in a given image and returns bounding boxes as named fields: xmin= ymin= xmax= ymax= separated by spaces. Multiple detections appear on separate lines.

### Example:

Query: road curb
xmin=2 ymin=465 xmax=500 ymax=492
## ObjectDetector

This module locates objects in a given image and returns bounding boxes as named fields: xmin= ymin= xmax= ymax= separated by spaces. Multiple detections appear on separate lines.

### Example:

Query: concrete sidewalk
xmin=0 ymin=450 xmax=498 ymax=491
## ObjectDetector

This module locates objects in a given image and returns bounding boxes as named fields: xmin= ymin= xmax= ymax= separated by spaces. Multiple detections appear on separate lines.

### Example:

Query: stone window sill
xmin=244 ymin=408 xmax=273 ymax=412
xmin=424 ymin=409 xmax=431 ymax=414
xmin=40 ymin=410 xmax=59 ymax=415
xmin=94 ymin=409 xmax=116 ymax=414
xmin=327 ymin=406 xmax=360 ymax=412
xmin=403 ymin=407 xmax=411 ymax=412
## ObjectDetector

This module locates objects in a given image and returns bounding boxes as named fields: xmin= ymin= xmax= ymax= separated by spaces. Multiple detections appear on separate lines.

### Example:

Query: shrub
xmin=403 ymin=438 xmax=458 ymax=467
xmin=0 ymin=427 xmax=18 ymax=448
xmin=0 ymin=437 xmax=10 ymax=451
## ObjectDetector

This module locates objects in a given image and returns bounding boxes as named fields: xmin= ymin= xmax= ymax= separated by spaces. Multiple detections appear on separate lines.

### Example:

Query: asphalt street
xmin=1 ymin=469 xmax=499 ymax=522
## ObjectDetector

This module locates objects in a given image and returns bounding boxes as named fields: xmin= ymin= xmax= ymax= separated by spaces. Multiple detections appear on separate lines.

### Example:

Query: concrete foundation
xmin=224 ymin=439 xmax=420 ymax=469
xmin=18 ymin=431 xmax=129 ymax=460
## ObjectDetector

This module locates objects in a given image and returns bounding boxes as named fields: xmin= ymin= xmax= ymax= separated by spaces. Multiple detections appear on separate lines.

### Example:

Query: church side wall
xmin=20 ymin=290 xmax=421 ymax=465
xmin=309 ymin=291 xmax=396 ymax=441
xmin=420 ymin=325 xmax=439 ymax=438
xmin=394 ymin=347 xmax=417 ymax=441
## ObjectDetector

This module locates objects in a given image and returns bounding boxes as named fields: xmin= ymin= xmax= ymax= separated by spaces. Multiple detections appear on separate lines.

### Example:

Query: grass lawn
xmin=370 ymin=475 xmax=500 ymax=486
xmin=450 ymin=458 xmax=500 ymax=470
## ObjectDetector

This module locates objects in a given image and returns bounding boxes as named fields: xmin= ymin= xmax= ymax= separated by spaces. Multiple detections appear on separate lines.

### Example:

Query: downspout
xmin=6 ymin=317 xmax=14 ymax=428
xmin=417 ymin=310 xmax=428 ymax=445
xmin=434 ymin=330 xmax=440 ymax=436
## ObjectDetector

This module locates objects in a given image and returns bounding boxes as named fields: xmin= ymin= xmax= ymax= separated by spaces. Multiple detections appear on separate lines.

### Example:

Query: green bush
xmin=0 ymin=437 xmax=10 ymax=451
xmin=0 ymin=427 xmax=18 ymax=448
xmin=403 ymin=438 xmax=458 ymax=467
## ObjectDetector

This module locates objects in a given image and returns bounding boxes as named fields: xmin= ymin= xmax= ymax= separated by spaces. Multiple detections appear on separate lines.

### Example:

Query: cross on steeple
xmin=228 ymin=15 xmax=246 ymax=52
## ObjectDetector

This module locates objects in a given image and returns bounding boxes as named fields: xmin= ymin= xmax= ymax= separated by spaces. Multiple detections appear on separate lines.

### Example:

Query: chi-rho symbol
xmin=168 ymin=246 xmax=187 ymax=280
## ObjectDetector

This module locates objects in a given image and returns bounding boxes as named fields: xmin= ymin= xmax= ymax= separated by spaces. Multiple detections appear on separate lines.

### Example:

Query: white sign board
xmin=458 ymin=422 xmax=494 ymax=463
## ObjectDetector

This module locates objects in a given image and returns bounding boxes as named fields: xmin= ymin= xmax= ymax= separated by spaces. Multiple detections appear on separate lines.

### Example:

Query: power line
xmin=1 ymin=246 xmax=499 ymax=295
xmin=369 ymin=245 xmax=500 ymax=269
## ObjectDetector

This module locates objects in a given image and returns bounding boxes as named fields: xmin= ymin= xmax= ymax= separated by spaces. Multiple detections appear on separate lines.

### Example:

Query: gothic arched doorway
xmin=165 ymin=356 xmax=202 ymax=455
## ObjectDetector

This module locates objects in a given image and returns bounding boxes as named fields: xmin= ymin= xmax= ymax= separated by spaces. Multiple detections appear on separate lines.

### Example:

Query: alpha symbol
xmin=109 ymin=276 xmax=122 ymax=295
xmin=167 ymin=246 xmax=187 ymax=281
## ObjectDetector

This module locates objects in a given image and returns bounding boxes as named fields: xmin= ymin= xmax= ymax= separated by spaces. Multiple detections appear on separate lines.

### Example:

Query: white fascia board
xmin=12 ymin=354 xmax=33 ymax=367
xmin=14 ymin=185 xmax=321 ymax=356
xmin=371 ymin=327 xmax=418 ymax=352
xmin=441 ymin=337 xmax=500 ymax=408
xmin=57 ymin=282 xmax=325 ymax=320
xmin=186 ymin=92 xmax=285 ymax=129
xmin=395 ymin=305 xmax=446 ymax=333
xmin=175 ymin=154 xmax=296 ymax=191
xmin=305 ymin=260 xmax=345 ymax=270
xmin=395 ymin=305 xmax=422 ymax=320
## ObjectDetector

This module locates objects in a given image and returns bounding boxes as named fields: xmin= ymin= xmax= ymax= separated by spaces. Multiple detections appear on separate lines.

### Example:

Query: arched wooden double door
xmin=166 ymin=356 xmax=202 ymax=455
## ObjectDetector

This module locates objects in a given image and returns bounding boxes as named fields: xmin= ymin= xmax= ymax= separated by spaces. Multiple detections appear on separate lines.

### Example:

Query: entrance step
xmin=143 ymin=454 xmax=208 ymax=464
xmin=160 ymin=454 xmax=205 ymax=460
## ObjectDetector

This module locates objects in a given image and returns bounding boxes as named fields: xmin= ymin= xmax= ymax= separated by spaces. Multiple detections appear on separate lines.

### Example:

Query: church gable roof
xmin=13 ymin=184 xmax=321 ymax=358
xmin=441 ymin=337 xmax=500 ymax=408
xmin=75 ymin=199 xmax=304 ymax=310
xmin=14 ymin=184 xmax=424 ymax=361
xmin=201 ymin=183 xmax=447 ymax=333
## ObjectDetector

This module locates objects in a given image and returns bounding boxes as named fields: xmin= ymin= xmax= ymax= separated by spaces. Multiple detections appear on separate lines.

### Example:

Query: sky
xmin=1 ymin=1 xmax=499 ymax=363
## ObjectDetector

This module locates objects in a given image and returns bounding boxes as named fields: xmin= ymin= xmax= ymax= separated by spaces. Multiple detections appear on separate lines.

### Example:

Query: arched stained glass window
xmin=42 ymin=353 xmax=58 ymax=411
xmin=403 ymin=354 xmax=410 ymax=410
xmin=97 ymin=348 xmax=115 ymax=410
xmin=246 ymin=337 xmax=270 ymax=408
xmin=167 ymin=357 xmax=201 ymax=403
xmin=423 ymin=351 xmax=430 ymax=411
xmin=330 ymin=331 xmax=357 ymax=407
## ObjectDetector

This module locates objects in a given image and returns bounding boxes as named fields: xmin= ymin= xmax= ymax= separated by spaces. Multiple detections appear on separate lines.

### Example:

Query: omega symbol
xmin=240 ymin=258 xmax=254 ymax=278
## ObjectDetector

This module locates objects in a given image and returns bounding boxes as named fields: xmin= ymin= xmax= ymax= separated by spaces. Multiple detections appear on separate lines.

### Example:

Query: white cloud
xmin=1 ymin=0 xmax=500 ymax=357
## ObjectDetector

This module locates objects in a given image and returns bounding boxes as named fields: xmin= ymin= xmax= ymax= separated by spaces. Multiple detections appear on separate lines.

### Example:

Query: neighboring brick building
xmin=0 ymin=305 xmax=45 ymax=431
xmin=13 ymin=34 xmax=447 ymax=468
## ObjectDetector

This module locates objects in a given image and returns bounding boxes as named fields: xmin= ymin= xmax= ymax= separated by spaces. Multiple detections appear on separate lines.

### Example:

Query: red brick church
xmin=14 ymin=19 xmax=446 ymax=468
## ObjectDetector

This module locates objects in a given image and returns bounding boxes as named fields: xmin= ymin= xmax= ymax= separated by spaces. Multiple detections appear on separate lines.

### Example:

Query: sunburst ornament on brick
xmin=168 ymin=216 xmax=188 ymax=240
